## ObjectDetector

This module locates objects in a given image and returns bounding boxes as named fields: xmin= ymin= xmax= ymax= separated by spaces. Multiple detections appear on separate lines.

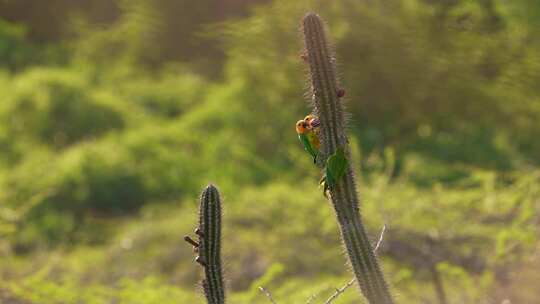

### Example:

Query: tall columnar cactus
xmin=302 ymin=13 xmax=394 ymax=303
xmin=184 ymin=184 xmax=225 ymax=304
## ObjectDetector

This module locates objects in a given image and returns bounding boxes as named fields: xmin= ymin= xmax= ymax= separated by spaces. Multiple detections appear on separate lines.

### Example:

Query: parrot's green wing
xmin=298 ymin=133 xmax=318 ymax=163
xmin=325 ymin=147 xmax=348 ymax=189
xmin=319 ymin=148 xmax=348 ymax=198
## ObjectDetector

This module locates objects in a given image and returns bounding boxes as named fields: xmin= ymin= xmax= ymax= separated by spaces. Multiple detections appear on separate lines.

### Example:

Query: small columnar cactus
xmin=184 ymin=184 xmax=225 ymax=304
xmin=302 ymin=12 xmax=394 ymax=303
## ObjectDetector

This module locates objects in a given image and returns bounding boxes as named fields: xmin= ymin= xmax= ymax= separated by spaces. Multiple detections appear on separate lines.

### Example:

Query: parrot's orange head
xmin=304 ymin=114 xmax=314 ymax=123
xmin=296 ymin=120 xmax=308 ymax=134
xmin=304 ymin=114 xmax=320 ymax=129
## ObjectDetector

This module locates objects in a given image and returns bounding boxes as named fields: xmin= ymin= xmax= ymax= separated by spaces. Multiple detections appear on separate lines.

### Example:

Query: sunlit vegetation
xmin=1 ymin=0 xmax=539 ymax=303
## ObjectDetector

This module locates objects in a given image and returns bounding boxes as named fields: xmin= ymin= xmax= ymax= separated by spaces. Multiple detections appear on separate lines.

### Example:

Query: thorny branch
xmin=323 ymin=225 xmax=387 ymax=304
xmin=259 ymin=225 xmax=387 ymax=304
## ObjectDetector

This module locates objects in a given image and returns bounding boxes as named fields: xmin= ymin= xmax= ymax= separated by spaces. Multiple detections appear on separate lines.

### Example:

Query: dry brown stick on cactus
xmin=301 ymin=12 xmax=394 ymax=304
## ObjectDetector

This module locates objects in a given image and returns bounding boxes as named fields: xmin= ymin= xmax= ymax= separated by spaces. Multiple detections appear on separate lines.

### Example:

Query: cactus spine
xmin=302 ymin=13 xmax=394 ymax=304
xmin=185 ymin=184 xmax=225 ymax=304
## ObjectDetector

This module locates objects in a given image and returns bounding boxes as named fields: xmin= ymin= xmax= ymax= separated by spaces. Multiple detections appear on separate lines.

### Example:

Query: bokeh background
xmin=1 ymin=0 xmax=539 ymax=303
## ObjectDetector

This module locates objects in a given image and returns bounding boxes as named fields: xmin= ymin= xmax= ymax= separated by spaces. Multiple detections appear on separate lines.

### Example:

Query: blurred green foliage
xmin=1 ymin=0 xmax=539 ymax=303
xmin=2 ymin=68 xmax=125 ymax=148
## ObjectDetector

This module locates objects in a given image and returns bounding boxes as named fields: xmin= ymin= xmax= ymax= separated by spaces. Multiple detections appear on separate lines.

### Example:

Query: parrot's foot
xmin=319 ymin=175 xmax=330 ymax=198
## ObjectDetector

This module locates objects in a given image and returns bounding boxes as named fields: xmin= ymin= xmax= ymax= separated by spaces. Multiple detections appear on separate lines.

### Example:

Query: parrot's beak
xmin=310 ymin=118 xmax=321 ymax=128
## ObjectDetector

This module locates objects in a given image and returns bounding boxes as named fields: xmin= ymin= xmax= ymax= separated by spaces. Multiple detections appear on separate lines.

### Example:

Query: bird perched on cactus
xmin=296 ymin=114 xmax=321 ymax=163
xmin=320 ymin=147 xmax=348 ymax=197
xmin=295 ymin=114 xmax=347 ymax=196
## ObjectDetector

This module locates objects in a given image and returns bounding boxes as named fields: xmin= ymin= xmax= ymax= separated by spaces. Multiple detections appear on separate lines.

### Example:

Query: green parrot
xmin=295 ymin=116 xmax=320 ymax=163
xmin=320 ymin=147 xmax=348 ymax=197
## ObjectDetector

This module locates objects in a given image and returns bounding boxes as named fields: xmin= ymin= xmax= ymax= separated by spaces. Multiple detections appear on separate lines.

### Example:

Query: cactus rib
xmin=302 ymin=12 xmax=394 ymax=304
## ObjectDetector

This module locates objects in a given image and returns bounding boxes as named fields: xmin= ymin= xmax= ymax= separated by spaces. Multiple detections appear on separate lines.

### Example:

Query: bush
xmin=2 ymin=68 xmax=124 ymax=149
xmin=5 ymin=142 xmax=145 ymax=248
xmin=0 ymin=20 xmax=32 ymax=71
xmin=109 ymin=67 xmax=208 ymax=118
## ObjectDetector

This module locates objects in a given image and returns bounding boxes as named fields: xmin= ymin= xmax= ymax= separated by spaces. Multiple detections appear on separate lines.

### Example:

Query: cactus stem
xmin=302 ymin=12 xmax=393 ymax=304
xmin=185 ymin=185 xmax=226 ymax=304
xmin=200 ymin=185 xmax=226 ymax=304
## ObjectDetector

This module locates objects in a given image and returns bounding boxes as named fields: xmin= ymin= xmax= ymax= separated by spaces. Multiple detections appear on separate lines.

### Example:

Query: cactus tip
xmin=204 ymin=184 xmax=218 ymax=193
xmin=303 ymin=12 xmax=320 ymax=21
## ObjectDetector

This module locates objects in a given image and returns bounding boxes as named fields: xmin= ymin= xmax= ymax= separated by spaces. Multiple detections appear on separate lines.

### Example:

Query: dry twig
xmin=259 ymin=286 xmax=278 ymax=304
